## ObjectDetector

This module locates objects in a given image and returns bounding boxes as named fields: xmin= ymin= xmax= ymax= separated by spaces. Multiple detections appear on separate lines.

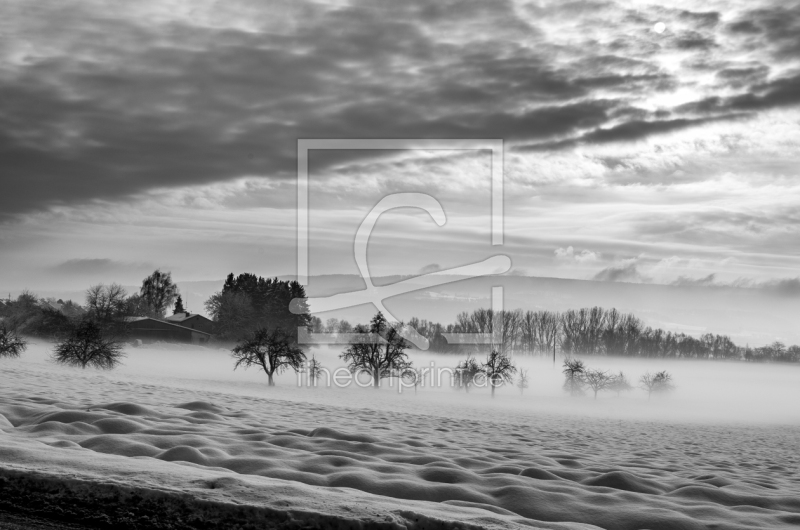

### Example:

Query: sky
xmin=1 ymin=0 xmax=799 ymax=317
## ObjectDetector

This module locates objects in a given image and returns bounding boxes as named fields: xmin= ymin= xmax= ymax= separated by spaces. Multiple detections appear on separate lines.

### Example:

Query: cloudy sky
xmin=1 ymin=0 xmax=799 ymax=300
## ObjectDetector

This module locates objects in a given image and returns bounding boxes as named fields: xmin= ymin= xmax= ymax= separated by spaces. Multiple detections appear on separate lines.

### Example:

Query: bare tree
xmin=583 ymin=369 xmax=612 ymax=399
xmin=406 ymin=367 xmax=425 ymax=394
xmin=562 ymin=358 xmax=586 ymax=396
xmin=140 ymin=269 xmax=179 ymax=318
xmin=85 ymin=283 xmax=128 ymax=323
xmin=454 ymin=355 xmax=482 ymax=392
xmin=122 ymin=294 xmax=150 ymax=318
xmin=534 ymin=311 xmax=560 ymax=363
xmin=516 ymin=369 xmax=529 ymax=395
xmin=340 ymin=312 xmax=411 ymax=388
xmin=520 ymin=312 xmax=537 ymax=355
xmin=482 ymin=349 xmax=517 ymax=397
xmin=0 ymin=324 xmax=27 ymax=359
xmin=305 ymin=355 xmax=323 ymax=387
xmin=640 ymin=371 xmax=675 ymax=399
xmin=232 ymin=327 xmax=306 ymax=386
xmin=608 ymin=371 xmax=633 ymax=396
xmin=310 ymin=316 xmax=324 ymax=333
xmin=52 ymin=320 xmax=124 ymax=369
xmin=497 ymin=310 xmax=522 ymax=354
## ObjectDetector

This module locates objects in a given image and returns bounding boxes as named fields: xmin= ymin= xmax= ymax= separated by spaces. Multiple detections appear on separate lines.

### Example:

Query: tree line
xmin=3 ymin=272 xmax=799 ymax=371
xmin=204 ymin=272 xmax=310 ymax=342
xmin=331 ymin=306 xmax=800 ymax=363
xmin=0 ymin=269 xmax=185 ymax=369
xmin=0 ymin=270 xmax=312 ymax=372
xmin=0 ymin=270 xmax=181 ymax=340
xmin=561 ymin=358 xmax=674 ymax=400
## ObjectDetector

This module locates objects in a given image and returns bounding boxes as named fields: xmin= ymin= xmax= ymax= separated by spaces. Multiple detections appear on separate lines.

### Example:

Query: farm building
xmin=124 ymin=316 xmax=212 ymax=344
xmin=164 ymin=312 xmax=213 ymax=334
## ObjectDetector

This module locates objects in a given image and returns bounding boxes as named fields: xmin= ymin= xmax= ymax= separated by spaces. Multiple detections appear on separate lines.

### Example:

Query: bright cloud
xmin=554 ymin=246 xmax=602 ymax=263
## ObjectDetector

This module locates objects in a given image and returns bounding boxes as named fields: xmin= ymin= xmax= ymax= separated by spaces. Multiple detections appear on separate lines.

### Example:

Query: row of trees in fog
xmin=0 ymin=270 xmax=183 ymax=369
xmin=0 ymin=270 xmax=181 ymax=339
xmin=2 ymin=270 xmax=799 ymax=368
xmin=326 ymin=306 xmax=799 ymax=362
xmin=228 ymin=308 xmax=676 ymax=400
xmin=0 ymin=270 xmax=313 ymax=372
xmin=561 ymin=358 xmax=674 ymax=400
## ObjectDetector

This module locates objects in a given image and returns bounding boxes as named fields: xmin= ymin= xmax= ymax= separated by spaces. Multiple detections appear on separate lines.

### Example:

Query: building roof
xmin=165 ymin=312 xmax=212 ymax=323
xmin=123 ymin=316 xmax=212 ymax=336
xmin=42 ymin=300 xmax=86 ymax=315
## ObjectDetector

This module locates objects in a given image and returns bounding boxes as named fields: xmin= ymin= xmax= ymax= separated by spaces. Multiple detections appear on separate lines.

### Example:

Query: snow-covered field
xmin=1 ymin=342 xmax=799 ymax=529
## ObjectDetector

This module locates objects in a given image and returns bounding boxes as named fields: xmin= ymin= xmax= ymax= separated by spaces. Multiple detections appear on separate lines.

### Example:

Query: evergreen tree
xmin=173 ymin=295 xmax=185 ymax=315
xmin=210 ymin=273 xmax=311 ymax=342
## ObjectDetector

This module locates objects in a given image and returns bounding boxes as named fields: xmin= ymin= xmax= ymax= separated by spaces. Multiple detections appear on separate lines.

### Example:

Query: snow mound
xmin=1 ymin=363 xmax=799 ymax=529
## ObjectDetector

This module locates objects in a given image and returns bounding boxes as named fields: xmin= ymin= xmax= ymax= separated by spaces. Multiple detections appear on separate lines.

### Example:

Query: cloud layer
xmin=2 ymin=1 xmax=799 ymax=212
xmin=1 ymin=0 xmax=799 ymax=296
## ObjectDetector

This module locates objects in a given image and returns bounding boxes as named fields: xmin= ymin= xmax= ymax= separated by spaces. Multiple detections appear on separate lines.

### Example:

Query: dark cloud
xmin=593 ymin=262 xmax=647 ymax=283
xmin=50 ymin=259 xmax=155 ymax=276
xmin=580 ymin=117 xmax=715 ymax=143
xmin=742 ymin=6 xmax=800 ymax=59
xmin=679 ymin=72 xmax=800 ymax=115
xmin=674 ymin=33 xmax=717 ymax=51
xmin=714 ymin=65 xmax=770 ymax=89
xmin=575 ymin=73 xmax=670 ymax=90
xmin=726 ymin=20 xmax=761 ymax=35
xmin=0 ymin=0 xmax=624 ymax=218
xmin=419 ymin=263 xmax=441 ymax=274
xmin=766 ymin=278 xmax=800 ymax=297
xmin=2 ymin=0 xmax=799 ymax=219
xmin=716 ymin=66 xmax=769 ymax=80
xmin=667 ymin=275 xmax=800 ymax=297
xmin=671 ymin=274 xmax=717 ymax=287
xmin=517 ymin=113 xmax=740 ymax=152
xmin=736 ymin=277 xmax=800 ymax=297
xmin=678 ymin=10 xmax=721 ymax=28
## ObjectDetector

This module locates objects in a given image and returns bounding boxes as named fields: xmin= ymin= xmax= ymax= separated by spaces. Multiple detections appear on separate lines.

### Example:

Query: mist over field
xmin=12 ymin=340 xmax=800 ymax=425
xmin=5 ymin=339 xmax=800 ymax=529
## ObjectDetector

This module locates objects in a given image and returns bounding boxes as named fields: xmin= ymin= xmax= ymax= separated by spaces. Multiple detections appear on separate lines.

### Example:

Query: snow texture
xmin=1 ymin=345 xmax=799 ymax=529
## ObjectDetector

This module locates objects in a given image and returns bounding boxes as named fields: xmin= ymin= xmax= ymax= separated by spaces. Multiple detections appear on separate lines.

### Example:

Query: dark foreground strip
xmin=0 ymin=469 xmax=436 ymax=530
xmin=0 ymin=509 xmax=96 ymax=530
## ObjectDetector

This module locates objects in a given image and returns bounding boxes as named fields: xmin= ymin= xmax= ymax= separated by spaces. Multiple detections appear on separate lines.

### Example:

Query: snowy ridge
xmin=0 ymin=437 xmax=557 ymax=530
xmin=1 ymin=354 xmax=799 ymax=529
